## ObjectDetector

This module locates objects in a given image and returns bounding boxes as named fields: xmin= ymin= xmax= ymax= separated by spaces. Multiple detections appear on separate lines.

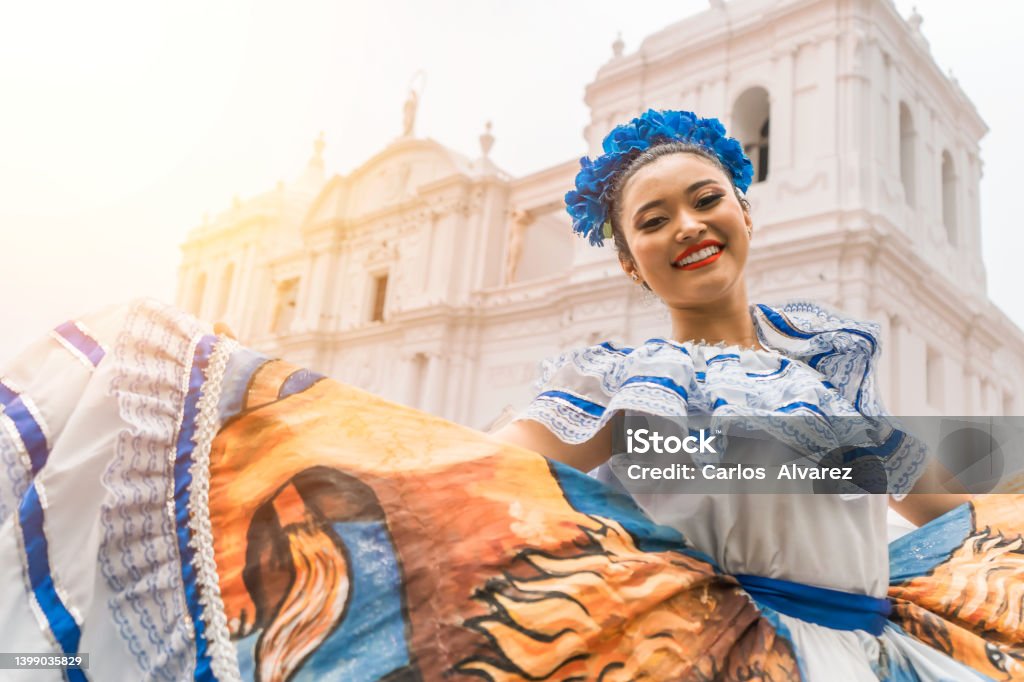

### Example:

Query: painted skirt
xmin=0 ymin=300 xmax=1021 ymax=681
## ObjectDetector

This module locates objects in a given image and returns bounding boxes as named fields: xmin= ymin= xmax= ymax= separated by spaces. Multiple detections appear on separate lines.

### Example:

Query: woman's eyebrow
xmin=632 ymin=179 xmax=720 ymax=218
xmin=633 ymin=198 xmax=665 ymax=217
xmin=686 ymin=178 xmax=717 ymax=193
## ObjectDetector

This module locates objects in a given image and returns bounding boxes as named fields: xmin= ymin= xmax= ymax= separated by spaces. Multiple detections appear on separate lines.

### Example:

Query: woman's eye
xmin=640 ymin=217 xmax=666 ymax=229
xmin=696 ymin=193 xmax=724 ymax=208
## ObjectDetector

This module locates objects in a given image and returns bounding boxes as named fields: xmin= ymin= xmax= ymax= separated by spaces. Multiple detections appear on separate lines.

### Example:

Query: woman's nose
xmin=674 ymin=211 xmax=706 ymax=241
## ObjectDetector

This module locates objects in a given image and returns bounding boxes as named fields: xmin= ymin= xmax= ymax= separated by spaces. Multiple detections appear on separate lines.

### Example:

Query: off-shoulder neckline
xmin=639 ymin=303 xmax=776 ymax=356
xmin=644 ymin=337 xmax=782 ymax=357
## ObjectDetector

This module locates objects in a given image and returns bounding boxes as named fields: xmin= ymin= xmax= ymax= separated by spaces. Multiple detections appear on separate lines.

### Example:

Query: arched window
xmin=370 ymin=273 xmax=389 ymax=322
xmin=942 ymin=151 xmax=957 ymax=244
xmin=732 ymin=87 xmax=771 ymax=183
xmin=217 ymin=263 xmax=234 ymax=318
xmin=190 ymin=272 xmax=207 ymax=316
xmin=899 ymin=103 xmax=916 ymax=207
xmin=271 ymin=278 xmax=300 ymax=335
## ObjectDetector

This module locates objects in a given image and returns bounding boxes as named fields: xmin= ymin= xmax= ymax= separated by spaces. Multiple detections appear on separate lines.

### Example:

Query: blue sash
xmin=735 ymin=573 xmax=891 ymax=636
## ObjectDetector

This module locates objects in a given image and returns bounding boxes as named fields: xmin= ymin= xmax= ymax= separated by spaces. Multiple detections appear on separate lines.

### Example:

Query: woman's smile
xmin=672 ymin=240 xmax=725 ymax=270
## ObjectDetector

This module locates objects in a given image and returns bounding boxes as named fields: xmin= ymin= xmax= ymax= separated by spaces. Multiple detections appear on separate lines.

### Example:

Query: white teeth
xmin=676 ymin=245 xmax=722 ymax=266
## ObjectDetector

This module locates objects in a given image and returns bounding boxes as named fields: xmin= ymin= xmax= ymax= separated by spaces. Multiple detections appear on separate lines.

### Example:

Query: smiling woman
xmin=492 ymin=109 xmax=1014 ymax=680
xmin=0 ymin=108 xmax=1017 ymax=680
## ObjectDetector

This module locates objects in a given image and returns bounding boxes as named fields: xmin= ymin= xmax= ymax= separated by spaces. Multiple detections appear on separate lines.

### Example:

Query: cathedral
xmin=177 ymin=0 xmax=1023 ymax=429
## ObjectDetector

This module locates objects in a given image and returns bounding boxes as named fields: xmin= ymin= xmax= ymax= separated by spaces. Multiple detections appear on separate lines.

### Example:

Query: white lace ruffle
xmin=100 ymin=299 xmax=244 ymax=679
xmin=101 ymin=300 xmax=205 ymax=679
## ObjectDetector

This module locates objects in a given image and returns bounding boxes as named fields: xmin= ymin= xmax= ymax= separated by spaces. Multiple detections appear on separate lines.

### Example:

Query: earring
xmin=746 ymin=227 xmax=752 ymax=239
xmin=639 ymin=282 xmax=659 ymax=308
xmin=630 ymin=273 xmax=640 ymax=283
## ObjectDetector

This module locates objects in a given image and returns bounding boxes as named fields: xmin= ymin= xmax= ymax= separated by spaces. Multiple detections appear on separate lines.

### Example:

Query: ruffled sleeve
xmin=753 ymin=301 xmax=929 ymax=497
xmin=752 ymin=301 xmax=884 ymax=415
xmin=517 ymin=341 xmax=695 ymax=444
xmin=753 ymin=301 xmax=929 ymax=496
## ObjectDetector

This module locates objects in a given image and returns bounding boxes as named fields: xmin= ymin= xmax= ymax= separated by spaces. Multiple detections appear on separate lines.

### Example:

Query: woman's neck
xmin=668 ymin=292 xmax=759 ymax=349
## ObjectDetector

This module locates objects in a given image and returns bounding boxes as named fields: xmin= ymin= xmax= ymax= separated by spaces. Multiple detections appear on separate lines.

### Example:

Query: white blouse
xmin=518 ymin=302 xmax=928 ymax=598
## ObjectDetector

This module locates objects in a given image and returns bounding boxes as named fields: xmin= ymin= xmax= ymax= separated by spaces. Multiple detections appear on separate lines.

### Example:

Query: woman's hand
xmin=214 ymin=322 xmax=238 ymax=340
xmin=489 ymin=418 xmax=615 ymax=473
xmin=889 ymin=459 xmax=973 ymax=526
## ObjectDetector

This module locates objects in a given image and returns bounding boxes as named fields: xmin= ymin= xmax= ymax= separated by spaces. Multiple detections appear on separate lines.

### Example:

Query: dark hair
xmin=606 ymin=142 xmax=752 ymax=281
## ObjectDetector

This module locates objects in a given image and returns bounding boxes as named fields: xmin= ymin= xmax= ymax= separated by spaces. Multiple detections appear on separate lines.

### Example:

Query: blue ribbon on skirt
xmin=735 ymin=573 xmax=892 ymax=636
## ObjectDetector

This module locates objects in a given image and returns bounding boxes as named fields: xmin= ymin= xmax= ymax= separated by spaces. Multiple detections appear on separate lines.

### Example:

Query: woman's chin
xmin=657 ymin=273 xmax=739 ymax=303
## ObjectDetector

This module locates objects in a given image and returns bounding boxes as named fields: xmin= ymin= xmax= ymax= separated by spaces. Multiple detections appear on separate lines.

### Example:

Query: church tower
xmin=580 ymin=0 xmax=1014 ymax=415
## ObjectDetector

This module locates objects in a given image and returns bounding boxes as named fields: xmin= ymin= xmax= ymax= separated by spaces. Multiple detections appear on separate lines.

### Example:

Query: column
xmin=306 ymin=250 xmax=330 ymax=332
xmin=402 ymin=352 xmax=426 ymax=409
xmin=964 ymin=372 xmax=982 ymax=417
xmin=423 ymin=352 xmax=449 ymax=417
xmin=818 ymin=35 xmax=838 ymax=160
xmin=984 ymin=379 xmax=1001 ymax=416
xmin=896 ymin=324 xmax=926 ymax=414
xmin=874 ymin=311 xmax=895 ymax=409
xmin=232 ymin=243 xmax=256 ymax=338
xmin=887 ymin=314 xmax=900 ymax=410
xmin=772 ymin=46 xmax=795 ymax=172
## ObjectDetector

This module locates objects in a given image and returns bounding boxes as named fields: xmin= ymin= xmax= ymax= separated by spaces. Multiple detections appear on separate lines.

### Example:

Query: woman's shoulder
xmin=540 ymin=300 xmax=882 ymax=377
xmin=520 ymin=300 xmax=888 ymax=441
xmin=521 ymin=339 xmax=696 ymax=444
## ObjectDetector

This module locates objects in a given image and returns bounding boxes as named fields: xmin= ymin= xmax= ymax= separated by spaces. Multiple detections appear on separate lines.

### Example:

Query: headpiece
xmin=564 ymin=109 xmax=754 ymax=246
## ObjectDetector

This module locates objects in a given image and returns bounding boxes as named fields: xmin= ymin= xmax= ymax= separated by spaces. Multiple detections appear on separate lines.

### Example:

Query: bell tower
xmin=579 ymin=0 xmax=1009 ymax=414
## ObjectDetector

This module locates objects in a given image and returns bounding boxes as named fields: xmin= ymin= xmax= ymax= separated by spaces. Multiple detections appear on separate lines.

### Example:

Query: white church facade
xmin=177 ymin=0 xmax=1023 ymax=429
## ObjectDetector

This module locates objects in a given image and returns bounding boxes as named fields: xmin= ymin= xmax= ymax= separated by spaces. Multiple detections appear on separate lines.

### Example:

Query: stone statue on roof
xmin=402 ymin=89 xmax=418 ymax=137
xmin=403 ymin=72 xmax=427 ymax=137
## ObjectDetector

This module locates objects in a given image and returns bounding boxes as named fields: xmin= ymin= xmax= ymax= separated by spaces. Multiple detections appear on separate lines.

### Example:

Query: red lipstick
xmin=673 ymin=240 xmax=725 ymax=271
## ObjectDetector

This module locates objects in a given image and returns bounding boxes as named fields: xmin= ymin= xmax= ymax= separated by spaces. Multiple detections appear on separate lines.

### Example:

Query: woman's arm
xmin=889 ymin=459 xmax=973 ymax=526
xmin=489 ymin=418 xmax=615 ymax=473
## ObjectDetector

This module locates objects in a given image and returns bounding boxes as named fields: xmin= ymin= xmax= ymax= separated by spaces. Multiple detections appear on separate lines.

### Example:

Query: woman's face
xmin=617 ymin=152 xmax=752 ymax=309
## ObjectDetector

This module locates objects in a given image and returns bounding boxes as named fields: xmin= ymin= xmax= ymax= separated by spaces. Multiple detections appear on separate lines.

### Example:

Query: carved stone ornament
xmin=364 ymin=240 xmax=399 ymax=267
xmin=777 ymin=171 xmax=828 ymax=198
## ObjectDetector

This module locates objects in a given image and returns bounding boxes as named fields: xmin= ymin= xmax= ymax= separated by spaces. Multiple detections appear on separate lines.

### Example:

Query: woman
xmin=490 ymin=110 xmax=1006 ymax=679
xmin=497 ymin=111 xmax=965 ymax=522
xmin=0 ymin=111 xmax=1019 ymax=681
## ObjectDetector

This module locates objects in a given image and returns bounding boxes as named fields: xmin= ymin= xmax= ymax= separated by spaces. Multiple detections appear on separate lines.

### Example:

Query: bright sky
xmin=2 ymin=0 xmax=1021 ymax=363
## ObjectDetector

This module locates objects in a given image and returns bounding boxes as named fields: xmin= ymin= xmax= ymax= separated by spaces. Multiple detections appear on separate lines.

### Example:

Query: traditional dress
xmin=0 ymin=298 xmax=1021 ymax=681
xmin=521 ymin=301 xmax=1024 ymax=680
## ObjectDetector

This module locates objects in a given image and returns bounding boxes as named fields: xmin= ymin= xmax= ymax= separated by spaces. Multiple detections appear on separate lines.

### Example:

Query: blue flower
xmin=567 ymin=109 xmax=754 ymax=245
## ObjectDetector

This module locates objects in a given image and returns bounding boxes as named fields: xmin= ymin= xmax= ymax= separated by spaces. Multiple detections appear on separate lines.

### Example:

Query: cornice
xmin=508 ymin=158 xmax=578 ymax=194
xmin=869 ymin=1 xmax=987 ymax=140
xmin=585 ymin=0 xmax=831 ymax=107
xmin=181 ymin=216 xmax=267 ymax=253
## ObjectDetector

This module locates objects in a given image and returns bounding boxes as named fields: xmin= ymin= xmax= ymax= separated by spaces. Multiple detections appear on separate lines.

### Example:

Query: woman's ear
xmin=743 ymin=209 xmax=753 ymax=240
xmin=619 ymin=258 xmax=640 ymax=284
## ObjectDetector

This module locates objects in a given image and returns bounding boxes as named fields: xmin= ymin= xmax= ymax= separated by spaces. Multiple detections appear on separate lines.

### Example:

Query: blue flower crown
xmin=564 ymin=109 xmax=754 ymax=246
